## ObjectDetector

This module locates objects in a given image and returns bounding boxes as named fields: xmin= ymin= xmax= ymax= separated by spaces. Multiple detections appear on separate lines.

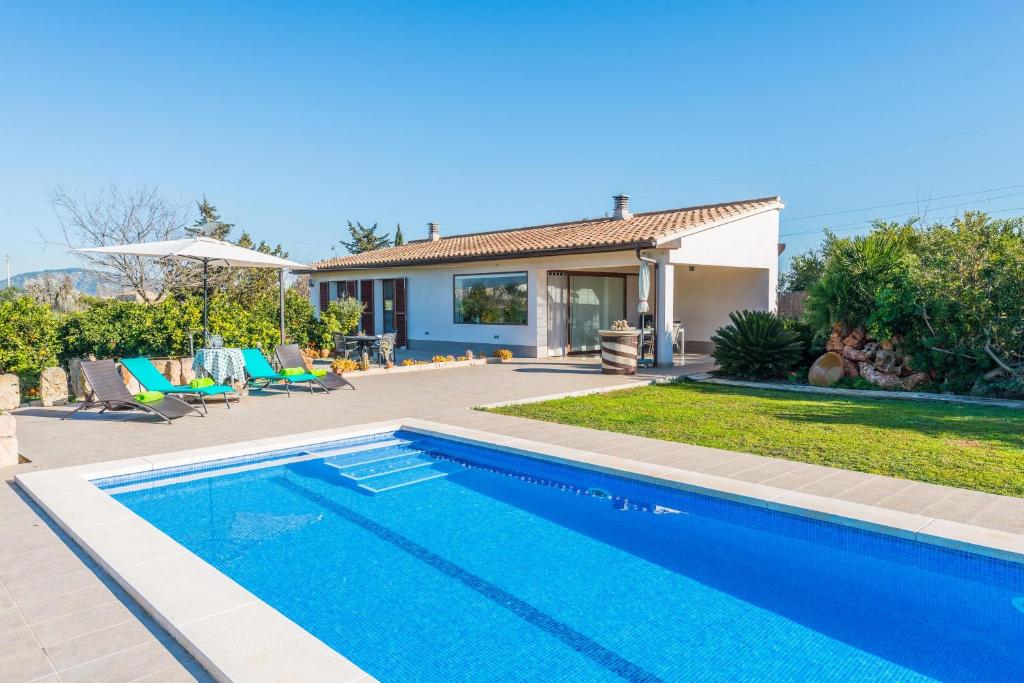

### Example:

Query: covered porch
xmin=543 ymin=253 xmax=773 ymax=367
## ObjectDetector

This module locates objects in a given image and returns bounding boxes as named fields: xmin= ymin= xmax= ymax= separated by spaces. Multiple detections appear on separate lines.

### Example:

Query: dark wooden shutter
xmin=345 ymin=281 xmax=357 ymax=298
xmin=318 ymin=281 xmax=330 ymax=312
xmin=394 ymin=278 xmax=407 ymax=347
xmin=360 ymin=280 xmax=375 ymax=333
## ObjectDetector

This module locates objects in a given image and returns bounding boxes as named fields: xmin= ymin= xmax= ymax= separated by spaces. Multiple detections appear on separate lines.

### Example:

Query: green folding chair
xmin=241 ymin=348 xmax=325 ymax=396
xmin=121 ymin=356 xmax=239 ymax=412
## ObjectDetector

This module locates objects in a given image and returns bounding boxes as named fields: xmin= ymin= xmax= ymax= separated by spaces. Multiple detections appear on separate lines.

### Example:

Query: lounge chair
xmin=63 ymin=359 xmax=202 ymax=424
xmin=275 ymin=344 xmax=354 ymax=391
xmin=241 ymin=348 xmax=326 ymax=396
xmin=121 ymin=356 xmax=239 ymax=412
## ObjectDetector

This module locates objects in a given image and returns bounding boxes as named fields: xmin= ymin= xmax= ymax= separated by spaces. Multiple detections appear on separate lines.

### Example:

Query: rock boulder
xmin=858 ymin=362 xmax=904 ymax=389
xmin=39 ymin=367 xmax=69 ymax=407
xmin=0 ymin=374 xmax=19 ymax=412
xmin=180 ymin=358 xmax=196 ymax=384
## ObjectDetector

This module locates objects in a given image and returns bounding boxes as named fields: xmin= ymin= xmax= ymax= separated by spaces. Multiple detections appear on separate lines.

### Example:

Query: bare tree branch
xmin=53 ymin=185 xmax=188 ymax=303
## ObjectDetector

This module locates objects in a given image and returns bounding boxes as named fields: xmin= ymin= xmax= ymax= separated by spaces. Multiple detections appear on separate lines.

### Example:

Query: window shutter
xmin=360 ymin=280 xmax=375 ymax=333
xmin=318 ymin=282 xmax=329 ymax=312
xmin=346 ymin=281 xmax=357 ymax=298
xmin=395 ymin=278 xmax=407 ymax=347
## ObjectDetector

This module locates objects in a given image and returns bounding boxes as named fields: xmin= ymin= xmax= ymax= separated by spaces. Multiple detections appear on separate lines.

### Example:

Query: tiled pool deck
xmin=3 ymin=355 xmax=1024 ymax=681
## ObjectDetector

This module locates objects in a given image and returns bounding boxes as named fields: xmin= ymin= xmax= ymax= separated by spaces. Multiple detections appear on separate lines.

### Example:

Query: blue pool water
xmin=101 ymin=431 xmax=1024 ymax=682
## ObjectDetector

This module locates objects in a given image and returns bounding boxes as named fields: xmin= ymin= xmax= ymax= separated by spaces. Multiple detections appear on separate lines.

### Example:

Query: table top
xmin=344 ymin=335 xmax=381 ymax=341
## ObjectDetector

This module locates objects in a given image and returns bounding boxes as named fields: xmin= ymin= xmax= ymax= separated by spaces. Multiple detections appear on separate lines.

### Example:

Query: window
xmin=454 ymin=272 xmax=528 ymax=325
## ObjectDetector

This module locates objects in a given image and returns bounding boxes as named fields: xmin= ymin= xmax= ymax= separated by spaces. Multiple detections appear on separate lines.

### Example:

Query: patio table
xmin=194 ymin=347 xmax=247 ymax=385
xmin=345 ymin=335 xmax=383 ymax=366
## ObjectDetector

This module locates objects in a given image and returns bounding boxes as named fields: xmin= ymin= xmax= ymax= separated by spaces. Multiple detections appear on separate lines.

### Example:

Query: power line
xmin=780 ymin=182 xmax=1024 ymax=222
xmin=632 ymin=120 xmax=1016 ymax=202
xmin=780 ymin=191 xmax=1024 ymax=238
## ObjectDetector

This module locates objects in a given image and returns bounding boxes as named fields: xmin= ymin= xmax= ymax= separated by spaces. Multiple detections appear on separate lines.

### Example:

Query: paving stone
xmin=57 ymin=641 xmax=181 ymax=683
xmin=30 ymin=601 xmax=134 ymax=648
xmin=0 ymin=647 xmax=55 ymax=682
xmin=44 ymin=619 xmax=153 ymax=672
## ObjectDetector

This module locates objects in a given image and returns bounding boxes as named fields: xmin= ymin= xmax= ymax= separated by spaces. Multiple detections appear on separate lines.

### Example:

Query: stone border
xmin=324 ymin=356 xmax=501 ymax=378
xmin=14 ymin=418 xmax=1024 ymax=681
xmin=689 ymin=374 xmax=1024 ymax=410
xmin=475 ymin=375 xmax=682 ymax=410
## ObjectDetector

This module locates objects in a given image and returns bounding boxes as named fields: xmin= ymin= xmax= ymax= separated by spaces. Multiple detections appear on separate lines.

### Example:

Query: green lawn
xmin=486 ymin=381 xmax=1024 ymax=497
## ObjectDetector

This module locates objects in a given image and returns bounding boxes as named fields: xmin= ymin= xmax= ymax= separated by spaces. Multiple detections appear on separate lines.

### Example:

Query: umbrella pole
xmin=202 ymin=259 xmax=210 ymax=344
xmin=279 ymin=269 xmax=286 ymax=345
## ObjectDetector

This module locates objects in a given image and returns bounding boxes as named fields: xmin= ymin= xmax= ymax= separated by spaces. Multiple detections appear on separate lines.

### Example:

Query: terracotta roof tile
xmin=312 ymin=196 xmax=782 ymax=270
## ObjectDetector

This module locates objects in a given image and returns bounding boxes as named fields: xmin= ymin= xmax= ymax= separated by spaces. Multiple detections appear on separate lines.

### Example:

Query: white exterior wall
xmin=674 ymin=266 xmax=770 ymax=344
xmin=668 ymin=208 xmax=780 ymax=313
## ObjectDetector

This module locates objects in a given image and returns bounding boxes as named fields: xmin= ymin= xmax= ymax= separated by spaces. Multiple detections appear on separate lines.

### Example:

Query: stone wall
xmin=825 ymin=324 xmax=929 ymax=390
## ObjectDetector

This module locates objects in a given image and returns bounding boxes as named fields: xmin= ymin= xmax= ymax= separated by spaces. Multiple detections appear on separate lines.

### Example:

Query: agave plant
xmin=711 ymin=310 xmax=802 ymax=379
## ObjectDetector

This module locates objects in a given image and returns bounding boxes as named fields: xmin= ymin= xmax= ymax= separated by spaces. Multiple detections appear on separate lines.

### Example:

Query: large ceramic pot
xmin=598 ymin=330 xmax=641 ymax=375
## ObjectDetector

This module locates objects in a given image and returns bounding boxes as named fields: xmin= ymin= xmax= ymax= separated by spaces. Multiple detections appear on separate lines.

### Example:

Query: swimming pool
xmin=94 ymin=428 xmax=1023 ymax=682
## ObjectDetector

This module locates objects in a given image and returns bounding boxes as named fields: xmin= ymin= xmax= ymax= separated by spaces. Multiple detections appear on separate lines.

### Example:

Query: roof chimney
xmin=612 ymin=195 xmax=632 ymax=220
xmin=427 ymin=222 xmax=441 ymax=241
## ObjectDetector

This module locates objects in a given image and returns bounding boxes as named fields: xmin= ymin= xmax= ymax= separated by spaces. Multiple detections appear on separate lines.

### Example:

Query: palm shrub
xmin=711 ymin=310 xmax=801 ymax=379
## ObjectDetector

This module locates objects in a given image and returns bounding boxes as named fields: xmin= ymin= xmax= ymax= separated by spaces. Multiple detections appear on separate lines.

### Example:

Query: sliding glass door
xmin=568 ymin=275 xmax=625 ymax=353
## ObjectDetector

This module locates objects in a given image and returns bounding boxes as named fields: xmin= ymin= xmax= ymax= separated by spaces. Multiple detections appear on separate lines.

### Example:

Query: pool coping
xmin=14 ymin=418 xmax=1024 ymax=682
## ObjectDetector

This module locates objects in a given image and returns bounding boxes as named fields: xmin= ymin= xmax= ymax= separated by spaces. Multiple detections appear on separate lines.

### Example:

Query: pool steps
xmin=323 ymin=440 xmax=461 ymax=494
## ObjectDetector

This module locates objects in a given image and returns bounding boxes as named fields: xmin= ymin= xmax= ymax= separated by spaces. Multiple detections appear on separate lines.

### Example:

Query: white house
xmin=308 ymin=195 xmax=784 ymax=366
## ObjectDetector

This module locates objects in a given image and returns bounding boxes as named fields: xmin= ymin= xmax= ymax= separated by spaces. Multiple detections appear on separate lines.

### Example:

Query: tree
xmin=393 ymin=223 xmax=405 ymax=246
xmin=779 ymin=248 xmax=825 ymax=291
xmin=174 ymin=196 xmax=288 ymax=303
xmin=185 ymin=195 xmax=233 ymax=239
xmin=54 ymin=185 xmax=188 ymax=302
xmin=339 ymin=221 xmax=391 ymax=254
xmin=23 ymin=272 xmax=81 ymax=312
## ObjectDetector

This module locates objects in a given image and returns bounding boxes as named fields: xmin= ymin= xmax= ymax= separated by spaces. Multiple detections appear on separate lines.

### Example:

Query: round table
xmin=193 ymin=348 xmax=247 ymax=385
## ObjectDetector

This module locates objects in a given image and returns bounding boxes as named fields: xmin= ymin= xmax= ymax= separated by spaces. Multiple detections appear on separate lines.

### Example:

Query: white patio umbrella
xmin=76 ymin=226 xmax=308 ymax=346
xmin=637 ymin=261 xmax=651 ymax=314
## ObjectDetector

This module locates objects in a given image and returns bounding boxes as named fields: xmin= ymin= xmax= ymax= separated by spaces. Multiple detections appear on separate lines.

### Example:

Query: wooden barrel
xmin=598 ymin=330 xmax=640 ymax=375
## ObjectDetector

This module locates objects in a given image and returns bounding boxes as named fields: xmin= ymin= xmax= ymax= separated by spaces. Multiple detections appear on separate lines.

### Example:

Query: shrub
xmin=431 ymin=355 xmax=456 ymax=363
xmin=781 ymin=317 xmax=818 ymax=373
xmin=331 ymin=358 xmax=359 ymax=373
xmin=711 ymin=310 xmax=801 ymax=379
xmin=315 ymin=298 xmax=364 ymax=350
xmin=0 ymin=294 xmax=60 ymax=391
xmin=493 ymin=348 xmax=513 ymax=361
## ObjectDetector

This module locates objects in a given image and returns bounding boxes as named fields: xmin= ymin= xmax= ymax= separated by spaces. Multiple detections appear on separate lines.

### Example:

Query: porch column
xmin=655 ymin=252 xmax=674 ymax=367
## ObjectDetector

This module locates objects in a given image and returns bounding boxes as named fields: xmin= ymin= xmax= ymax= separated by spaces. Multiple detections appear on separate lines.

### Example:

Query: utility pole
xmin=4 ymin=254 xmax=9 ymax=289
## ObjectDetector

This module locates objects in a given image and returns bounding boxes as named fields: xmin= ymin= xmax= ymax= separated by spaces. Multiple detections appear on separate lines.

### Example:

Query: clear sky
xmin=2 ymin=1 xmax=1022 ymax=276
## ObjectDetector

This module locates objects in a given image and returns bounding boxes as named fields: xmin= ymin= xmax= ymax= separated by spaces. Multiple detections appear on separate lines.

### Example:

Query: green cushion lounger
xmin=121 ymin=356 xmax=239 ymax=413
xmin=62 ymin=359 xmax=202 ymax=424
xmin=241 ymin=348 xmax=325 ymax=396
xmin=275 ymin=343 xmax=354 ymax=392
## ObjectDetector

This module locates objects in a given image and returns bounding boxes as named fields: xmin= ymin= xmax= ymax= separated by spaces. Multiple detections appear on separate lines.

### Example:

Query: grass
xmin=486 ymin=381 xmax=1024 ymax=497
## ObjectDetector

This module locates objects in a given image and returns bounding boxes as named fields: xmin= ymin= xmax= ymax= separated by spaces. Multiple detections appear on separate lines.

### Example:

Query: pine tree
xmin=186 ymin=195 xmax=233 ymax=239
xmin=393 ymin=223 xmax=405 ymax=246
xmin=339 ymin=221 xmax=391 ymax=253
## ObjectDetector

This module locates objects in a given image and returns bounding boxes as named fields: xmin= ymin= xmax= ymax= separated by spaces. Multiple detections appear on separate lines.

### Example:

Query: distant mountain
xmin=7 ymin=268 xmax=108 ymax=296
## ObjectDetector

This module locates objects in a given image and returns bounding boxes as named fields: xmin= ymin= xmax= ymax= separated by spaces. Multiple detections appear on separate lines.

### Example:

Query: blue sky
xmin=2 ymin=1 xmax=1022 ymax=276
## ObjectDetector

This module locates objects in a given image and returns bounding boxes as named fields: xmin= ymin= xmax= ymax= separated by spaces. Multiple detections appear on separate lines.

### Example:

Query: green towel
xmin=280 ymin=367 xmax=306 ymax=376
xmin=189 ymin=377 xmax=215 ymax=389
xmin=311 ymin=368 xmax=327 ymax=377
xmin=135 ymin=390 xmax=165 ymax=403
